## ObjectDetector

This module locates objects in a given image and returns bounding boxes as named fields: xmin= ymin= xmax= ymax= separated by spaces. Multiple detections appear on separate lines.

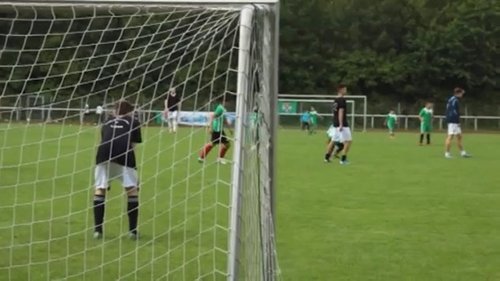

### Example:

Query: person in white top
xmin=96 ymin=105 xmax=104 ymax=124
xmin=164 ymin=88 xmax=181 ymax=133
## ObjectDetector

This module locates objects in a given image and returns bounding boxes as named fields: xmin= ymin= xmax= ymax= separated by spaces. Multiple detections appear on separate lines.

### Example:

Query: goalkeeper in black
xmin=92 ymin=99 xmax=142 ymax=240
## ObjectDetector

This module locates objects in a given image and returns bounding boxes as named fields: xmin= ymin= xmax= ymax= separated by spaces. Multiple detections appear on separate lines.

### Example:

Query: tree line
xmin=280 ymin=0 xmax=500 ymax=114
xmin=0 ymin=1 xmax=498 ymax=115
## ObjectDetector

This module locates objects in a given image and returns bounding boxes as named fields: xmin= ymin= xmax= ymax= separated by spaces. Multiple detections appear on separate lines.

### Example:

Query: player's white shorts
xmin=447 ymin=123 xmax=462 ymax=135
xmin=167 ymin=110 xmax=178 ymax=120
xmin=327 ymin=126 xmax=342 ymax=142
xmin=94 ymin=162 xmax=138 ymax=189
xmin=339 ymin=127 xmax=352 ymax=142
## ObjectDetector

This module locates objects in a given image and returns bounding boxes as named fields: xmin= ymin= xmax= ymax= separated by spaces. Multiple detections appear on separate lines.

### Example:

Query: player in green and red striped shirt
xmin=198 ymin=97 xmax=231 ymax=164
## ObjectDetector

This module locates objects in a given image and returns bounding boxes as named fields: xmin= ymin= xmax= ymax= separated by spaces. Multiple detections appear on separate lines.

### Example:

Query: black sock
xmin=93 ymin=195 xmax=105 ymax=233
xmin=127 ymin=195 xmax=139 ymax=234
xmin=325 ymin=153 xmax=331 ymax=160
xmin=426 ymin=134 xmax=431 ymax=144
xmin=419 ymin=134 xmax=424 ymax=144
xmin=336 ymin=142 xmax=344 ymax=153
xmin=341 ymin=155 xmax=347 ymax=162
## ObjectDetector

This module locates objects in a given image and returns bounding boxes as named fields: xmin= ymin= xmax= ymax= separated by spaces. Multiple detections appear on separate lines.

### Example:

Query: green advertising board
xmin=278 ymin=100 xmax=297 ymax=114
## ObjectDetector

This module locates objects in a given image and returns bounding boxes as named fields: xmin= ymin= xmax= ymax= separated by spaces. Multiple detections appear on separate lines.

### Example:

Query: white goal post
xmin=0 ymin=1 xmax=280 ymax=281
xmin=278 ymin=94 xmax=368 ymax=131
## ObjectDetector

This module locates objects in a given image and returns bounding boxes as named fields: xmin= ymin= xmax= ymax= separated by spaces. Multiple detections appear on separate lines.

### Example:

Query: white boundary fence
xmin=1 ymin=106 xmax=500 ymax=131
xmin=0 ymin=106 xmax=164 ymax=124
xmin=279 ymin=112 xmax=500 ymax=131
xmin=364 ymin=114 xmax=500 ymax=131
xmin=0 ymin=106 xmax=234 ymax=126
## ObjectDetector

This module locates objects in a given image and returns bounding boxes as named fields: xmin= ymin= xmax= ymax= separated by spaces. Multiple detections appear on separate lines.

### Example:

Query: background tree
xmin=280 ymin=0 xmax=500 ymax=113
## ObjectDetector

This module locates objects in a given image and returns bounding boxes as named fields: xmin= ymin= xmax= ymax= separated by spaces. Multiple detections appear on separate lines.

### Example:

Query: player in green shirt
xmin=308 ymin=107 xmax=320 ymax=134
xmin=198 ymin=97 xmax=231 ymax=164
xmin=249 ymin=107 xmax=260 ymax=142
xmin=419 ymin=102 xmax=433 ymax=145
xmin=250 ymin=107 xmax=259 ymax=127
xmin=384 ymin=110 xmax=398 ymax=138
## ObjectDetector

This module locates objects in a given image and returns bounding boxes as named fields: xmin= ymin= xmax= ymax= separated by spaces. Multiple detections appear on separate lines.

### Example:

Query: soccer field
xmin=277 ymin=129 xmax=500 ymax=281
xmin=0 ymin=124 xmax=231 ymax=281
xmin=1 ymin=125 xmax=500 ymax=280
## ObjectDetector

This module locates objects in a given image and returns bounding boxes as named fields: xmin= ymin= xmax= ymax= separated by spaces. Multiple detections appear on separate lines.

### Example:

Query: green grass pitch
xmin=278 ymin=129 xmax=500 ymax=281
xmin=1 ymin=124 xmax=500 ymax=280
xmin=0 ymin=124 xmax=231 ymax=281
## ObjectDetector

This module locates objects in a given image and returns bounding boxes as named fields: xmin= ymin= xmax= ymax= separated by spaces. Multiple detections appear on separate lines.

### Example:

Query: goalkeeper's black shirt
xmin=96 ymin=115 xmax=142 ymax=168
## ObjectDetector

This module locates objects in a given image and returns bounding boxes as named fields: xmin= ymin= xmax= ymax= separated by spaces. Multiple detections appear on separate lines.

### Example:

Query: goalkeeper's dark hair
xmin=115 ymin=99 xmax=134 ymax=116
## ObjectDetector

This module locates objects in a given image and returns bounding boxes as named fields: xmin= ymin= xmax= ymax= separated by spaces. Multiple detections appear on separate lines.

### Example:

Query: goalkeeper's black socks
xmin=426 ymin=134 xmax=431 ymax=144
xmin=93 ymin=194 xmax=106 ymax=234
xmin=127 ymin=195 xmax=139 ymax=234
xmin=419 ymin=134 xmax=424 ymax=144
xmin=341 ymin=155 xmax=347 ymax=162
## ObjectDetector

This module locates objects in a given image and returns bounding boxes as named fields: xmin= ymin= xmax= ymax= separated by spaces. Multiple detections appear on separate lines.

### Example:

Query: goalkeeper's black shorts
xmin=211 ymin=130 xmax=229 ymax=145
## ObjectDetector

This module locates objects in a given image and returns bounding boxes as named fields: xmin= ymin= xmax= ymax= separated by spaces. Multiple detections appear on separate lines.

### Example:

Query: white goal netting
xmin=0 ymin=1 xmax=279 ymax=280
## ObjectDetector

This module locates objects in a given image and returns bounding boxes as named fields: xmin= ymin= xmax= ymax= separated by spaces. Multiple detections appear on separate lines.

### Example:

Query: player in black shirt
xmin=332 ymin=85 xmax=352 ymax=164
xmin=93 ymin=99 xmax=142 ymax=240
xmin=164 ymin=88 xmax=181 ymax=133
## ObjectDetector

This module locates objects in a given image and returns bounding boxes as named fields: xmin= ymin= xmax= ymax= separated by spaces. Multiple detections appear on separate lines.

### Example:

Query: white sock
xmin=173 ymin=121 xmax=177 ymax=132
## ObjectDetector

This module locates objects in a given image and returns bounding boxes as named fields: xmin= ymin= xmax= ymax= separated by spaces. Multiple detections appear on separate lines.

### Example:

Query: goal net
xmin=0 ymin=1 xmax=279 ymax=280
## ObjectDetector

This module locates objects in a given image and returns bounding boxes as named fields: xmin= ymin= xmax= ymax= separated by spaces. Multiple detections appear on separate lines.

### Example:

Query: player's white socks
xmin=167 ymin=120 xmax=173 ymax=132
xmin=446 ymin=151 xmax=470 ymax=158
xmin=172 ymin=121 xmax=178 ymax=133
xmin=460 ymin=150 xmax=471 ymax=158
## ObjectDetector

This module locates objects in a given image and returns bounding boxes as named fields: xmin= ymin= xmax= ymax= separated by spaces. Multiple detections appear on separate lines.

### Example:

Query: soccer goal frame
xmin=0 ymin=1 xmax=280 ymax=280
xmin=230 ymin=3 xmax=280 ymax=281
xmin=278 ymin=98 xmax=356 ymax=130
xmin=278 ymin=94 xmax=368 ymax=131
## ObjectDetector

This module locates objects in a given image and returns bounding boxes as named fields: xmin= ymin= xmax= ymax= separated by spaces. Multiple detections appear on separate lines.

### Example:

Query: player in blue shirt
xmin=444 ymin=87 xmax=471 ymax=158
xmin=300 ymin=111 xmax=311 ymax=132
